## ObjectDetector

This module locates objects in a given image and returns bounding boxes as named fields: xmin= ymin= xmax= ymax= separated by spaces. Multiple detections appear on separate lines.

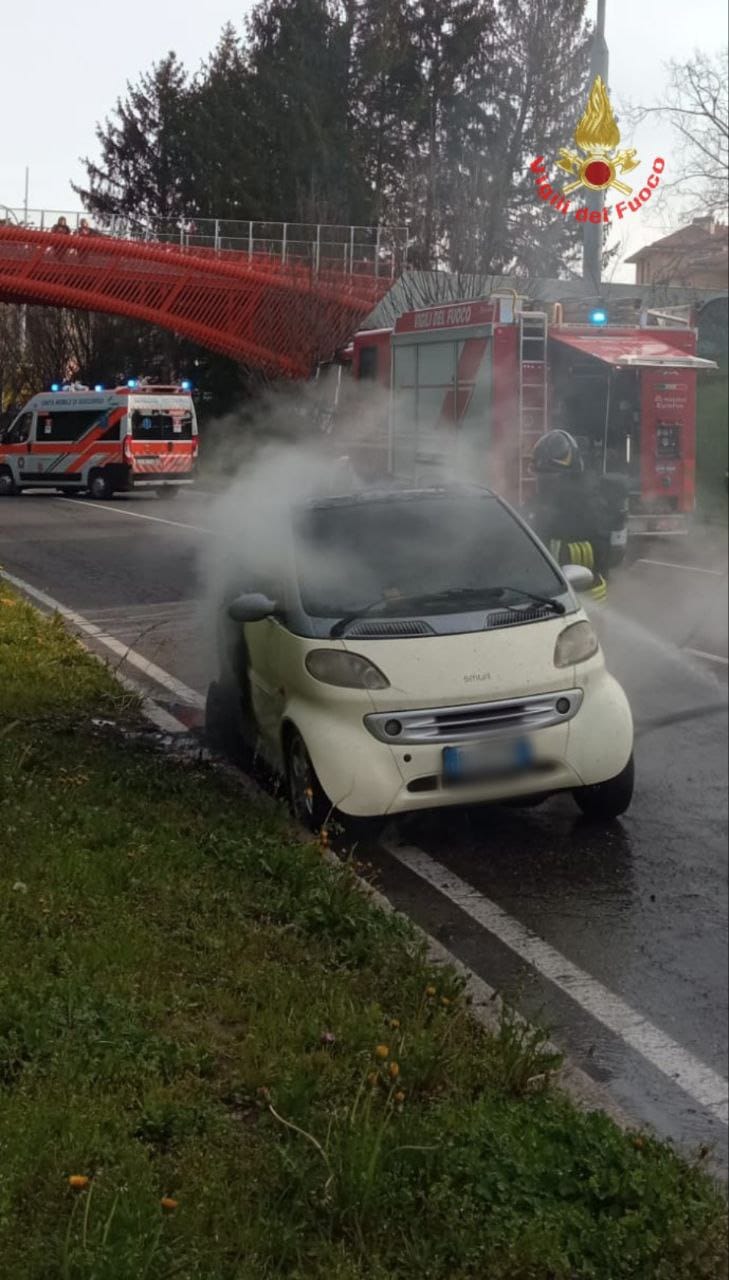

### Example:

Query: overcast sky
xmin=1 ymin=0 xmax=726 ymax=283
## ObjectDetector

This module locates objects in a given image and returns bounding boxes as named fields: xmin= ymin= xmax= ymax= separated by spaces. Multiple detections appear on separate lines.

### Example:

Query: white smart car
xmin=206 ymin=485 xmax=634 ymax=829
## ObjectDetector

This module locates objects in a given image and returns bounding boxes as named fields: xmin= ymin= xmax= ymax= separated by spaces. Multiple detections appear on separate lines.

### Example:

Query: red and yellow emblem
xmin=558 ymin=76 xmax=640 ymax=197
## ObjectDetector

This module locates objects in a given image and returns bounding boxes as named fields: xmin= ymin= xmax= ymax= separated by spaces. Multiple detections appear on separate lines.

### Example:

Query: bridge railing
xmin=0 ymin=208 xmax=409 ymax=277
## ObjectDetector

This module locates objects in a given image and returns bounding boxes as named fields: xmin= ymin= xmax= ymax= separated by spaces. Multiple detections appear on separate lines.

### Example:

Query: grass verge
xmin=0 ymin=585 xmax=726 ymax=1279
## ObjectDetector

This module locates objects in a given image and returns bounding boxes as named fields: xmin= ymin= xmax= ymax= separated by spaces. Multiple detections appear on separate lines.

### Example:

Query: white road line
xmin=114 ymin=671 xmax=194 ymax=735
xmin=84 ymin=600 xmax=197 ymax=617
xmin=64 ymin=499 xmax=214 ymax=535
xmin=637 ymin=558 xmax=724 ymax=576
xmin=384 ymin=840 xmax=729 ymax=1125
xmin=86 ymin=609 xmax=198 ymax=627
xmin=684 ymin=647 xmax=729 ymax=668
xmin=0 ymin=570 xmax=205 ymax=710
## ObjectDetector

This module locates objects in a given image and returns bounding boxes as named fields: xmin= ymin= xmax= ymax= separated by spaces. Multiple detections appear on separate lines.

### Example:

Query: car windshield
xmin=295 ymin=493 xmax=564 ymax=619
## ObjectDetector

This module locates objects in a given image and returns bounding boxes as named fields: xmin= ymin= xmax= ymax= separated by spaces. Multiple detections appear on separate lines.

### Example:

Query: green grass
xmin=0 ymin=586 xmax=726 ymax=1279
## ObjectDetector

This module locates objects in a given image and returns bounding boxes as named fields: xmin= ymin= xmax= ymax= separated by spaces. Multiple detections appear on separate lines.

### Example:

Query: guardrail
xmin=0 ymin=208 xmax=409 ymax=278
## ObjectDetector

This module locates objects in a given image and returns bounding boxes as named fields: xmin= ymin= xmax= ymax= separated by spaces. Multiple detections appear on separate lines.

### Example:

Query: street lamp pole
xmin=20 ymin=167 xmax=30 ymax=356
xmin=582 ymin=0 xmax=608 ymax=294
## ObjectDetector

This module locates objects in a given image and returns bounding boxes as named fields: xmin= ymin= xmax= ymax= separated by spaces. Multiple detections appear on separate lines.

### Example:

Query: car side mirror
xmin=561 ymin=563 xmax=594 ymax=593
xmin=227 ymin=592 xmax=276 ymax=623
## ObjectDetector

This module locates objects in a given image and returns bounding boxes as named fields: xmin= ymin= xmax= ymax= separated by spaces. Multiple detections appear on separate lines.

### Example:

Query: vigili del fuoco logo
xmin=530 ymin=75 xmax=665 ymax=223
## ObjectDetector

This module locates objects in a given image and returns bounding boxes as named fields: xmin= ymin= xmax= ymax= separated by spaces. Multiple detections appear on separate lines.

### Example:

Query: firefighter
xmin=529 ymin=429 xmax=609 ymax=605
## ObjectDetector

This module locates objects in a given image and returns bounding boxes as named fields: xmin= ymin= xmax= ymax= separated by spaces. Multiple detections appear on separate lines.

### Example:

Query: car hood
xmin=342 ymin=615 xmax=578 ymax=708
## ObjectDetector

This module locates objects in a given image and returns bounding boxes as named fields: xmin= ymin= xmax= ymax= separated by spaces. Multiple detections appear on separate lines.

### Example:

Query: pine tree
xmin=451 ymin=0 xmax=591 ymax=276
xmin=188 ymin=25 xmax=264 ymax=219
xmin=74 ymin=52 xmax=194 ymax=228
xmin=244 ymin=0 xmax=368 ymax=223
xmin=349 ymin=0 xmax=421 ymax=222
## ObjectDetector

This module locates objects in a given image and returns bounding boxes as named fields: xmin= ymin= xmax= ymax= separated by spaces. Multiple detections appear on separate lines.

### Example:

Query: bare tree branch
xmin=625 ymin=49 xmax=728 ymax=219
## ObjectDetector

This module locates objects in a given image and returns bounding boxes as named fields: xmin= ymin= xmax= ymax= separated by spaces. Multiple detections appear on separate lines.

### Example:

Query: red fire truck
xmin=332 ymin=294 xmax=717 ymax=535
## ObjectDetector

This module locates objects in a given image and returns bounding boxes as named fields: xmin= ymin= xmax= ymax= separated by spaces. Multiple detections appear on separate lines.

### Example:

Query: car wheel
xmin=204 ymin=678 xmax=252 ymax=762
xmin=502 ymin=792 xmax=549 ymax=809
xmin=0 ymin=468 xmax=19 ymax=497
xmin=88 ymin=470 xmax=113 ymax=500
xmin=574 ymin=753 xmax=634 ymax=821
xmin=285 ymin=728 xmax=331 ymax=832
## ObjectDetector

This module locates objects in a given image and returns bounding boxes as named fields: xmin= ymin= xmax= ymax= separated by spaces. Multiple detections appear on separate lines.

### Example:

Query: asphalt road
xmin=1 ymin=489 xmax=727 ymax=1169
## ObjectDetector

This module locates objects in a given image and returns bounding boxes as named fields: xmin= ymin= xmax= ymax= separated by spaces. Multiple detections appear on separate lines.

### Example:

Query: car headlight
xmin=554 ymin=621 xmax=599 ymax=668
xmin=305 ymin=649 xmax=390 ymax=690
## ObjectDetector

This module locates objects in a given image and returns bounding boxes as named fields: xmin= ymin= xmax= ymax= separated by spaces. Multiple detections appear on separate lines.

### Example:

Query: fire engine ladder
xmin=517 ymin=311 xmax=549 ymax=504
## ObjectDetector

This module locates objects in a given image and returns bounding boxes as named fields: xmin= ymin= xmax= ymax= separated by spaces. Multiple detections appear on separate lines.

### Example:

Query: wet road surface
xmin=1 ymin=490 xmax=727 ymax=1168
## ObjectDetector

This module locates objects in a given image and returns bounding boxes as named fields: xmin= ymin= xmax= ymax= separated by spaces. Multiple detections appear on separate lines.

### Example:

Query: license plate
xmin=443 ymin=738 xmax=534 ymax=785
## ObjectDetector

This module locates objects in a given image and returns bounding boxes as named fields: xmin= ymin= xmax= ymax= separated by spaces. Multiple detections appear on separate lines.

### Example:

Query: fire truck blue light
xmin=589 ymin=308 xmax=608 ymax=326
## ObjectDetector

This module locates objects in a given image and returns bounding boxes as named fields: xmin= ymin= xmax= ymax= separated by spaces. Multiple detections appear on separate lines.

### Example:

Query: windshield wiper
xmin=489 ymin=586 xmax=566 ymax=615
xmin=329 ymin=585 xmax=563 ymax=637
xmin=329 ymin=589 xmax=482 ymax=637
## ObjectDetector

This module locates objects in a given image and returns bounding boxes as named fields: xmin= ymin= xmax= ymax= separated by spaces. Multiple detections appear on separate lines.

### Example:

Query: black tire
xmin=0 ymin=468 xmax=19 ymax=497
xmin=284 ymin=728 xmax=332 ymax=832
xmin=574 ymin=753 xmax=634 ymax=820
xmin=88 ymin=470 xmax=113 ymax=500
xmin=204 ymin=679 xmax=246 ymax=758
xmin=502 ymin=792 xmax=549 ymax=809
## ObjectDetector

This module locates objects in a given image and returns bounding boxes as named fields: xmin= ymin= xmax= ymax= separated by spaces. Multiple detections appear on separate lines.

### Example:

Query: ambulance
xmin=0 ymin=383 xmax=198 ymax=499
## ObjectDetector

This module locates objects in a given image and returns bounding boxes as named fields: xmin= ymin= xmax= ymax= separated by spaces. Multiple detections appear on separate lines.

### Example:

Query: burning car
xmin=205 ymin=485 xmax=634 ymax=828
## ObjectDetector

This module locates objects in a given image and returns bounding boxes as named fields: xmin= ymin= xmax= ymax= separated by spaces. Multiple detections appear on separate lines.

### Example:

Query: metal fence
xmin=0 ymin=207 xmax=409 ymax=278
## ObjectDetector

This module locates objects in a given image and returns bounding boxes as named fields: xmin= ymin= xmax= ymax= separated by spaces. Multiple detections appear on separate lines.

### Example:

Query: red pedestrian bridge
xmin=0 ymin=212 xmax=405 ymax=377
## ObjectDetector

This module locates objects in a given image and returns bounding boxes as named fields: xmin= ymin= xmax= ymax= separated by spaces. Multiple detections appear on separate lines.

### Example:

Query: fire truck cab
xmin=341 ymin=296 xmax=717 ymax=536
xmin=0 ymin=383 xmax=198 ymax=499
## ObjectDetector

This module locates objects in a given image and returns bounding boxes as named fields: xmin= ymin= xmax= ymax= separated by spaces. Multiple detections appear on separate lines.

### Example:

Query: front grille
xmin=364 ymin=689 xmax=583 ymax=745
xmin=346 ymin=618 xmax=435 ymax=638
xmin=486 ymin=606 xmax=555 ymax=628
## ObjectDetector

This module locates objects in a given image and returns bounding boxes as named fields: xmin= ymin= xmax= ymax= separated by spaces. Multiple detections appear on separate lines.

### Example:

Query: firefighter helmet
xmin=532 ymin=430 xmax=584 ymax=475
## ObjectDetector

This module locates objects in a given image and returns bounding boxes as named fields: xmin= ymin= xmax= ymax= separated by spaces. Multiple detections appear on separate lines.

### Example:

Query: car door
xmin=244 ymin=616 xmax=288 ymax=757
xmin=1 ymin=411 xmax=34 ymax=485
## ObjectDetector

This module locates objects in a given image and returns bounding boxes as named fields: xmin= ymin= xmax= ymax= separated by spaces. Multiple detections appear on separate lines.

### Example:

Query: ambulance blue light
xmin=94 ymin=384 xmax=104 ymax=392
xmin=589 ymin=308 xmax=608 ymax=326
xmin=127 ymin=379 xmax=138 ymax=388
xmin=180 ymin=380 xmax=192 ymax=391
xmin=51 ymin=383 xmax=60 ymax=392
